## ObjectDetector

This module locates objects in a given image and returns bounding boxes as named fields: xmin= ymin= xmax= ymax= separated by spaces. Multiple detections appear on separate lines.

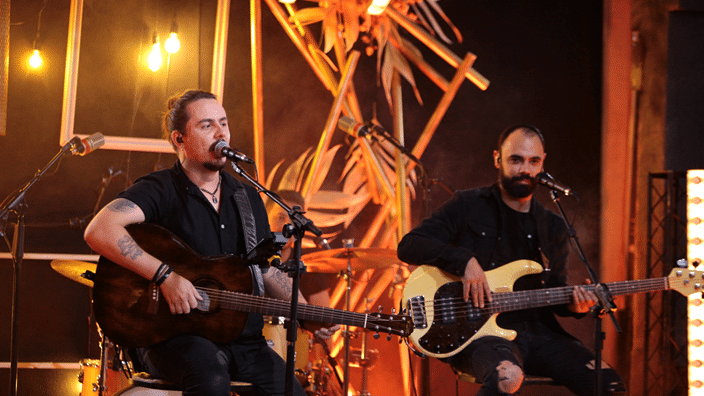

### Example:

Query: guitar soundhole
xmin=192 ymin=277 xmax=223 ymax=315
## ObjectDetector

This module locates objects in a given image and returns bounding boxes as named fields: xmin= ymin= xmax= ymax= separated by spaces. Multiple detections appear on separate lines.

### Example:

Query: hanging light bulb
xmin=148 ymin=33 xmax=163 ymax=71
xmin=278 ymin=0 xmax=296 ymax=3
xmin=367 ymin=0 xmax=391 ymax=15
xmin=164 ymin=22 xmax=180 ymax=54
xmin=29 ymin=47 xmax=43 ymax=69
xmin=165 ymin=32 xmax=180 ymax=54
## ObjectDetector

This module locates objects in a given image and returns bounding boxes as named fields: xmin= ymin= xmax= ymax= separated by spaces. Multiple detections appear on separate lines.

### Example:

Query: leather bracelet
xmin=151 ymin=262 xmax=169 ymax=283
xmin=154 ymin=266 xmax=174 ymax=286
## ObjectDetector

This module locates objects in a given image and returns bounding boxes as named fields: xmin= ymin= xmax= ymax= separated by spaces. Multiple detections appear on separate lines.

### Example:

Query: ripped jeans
xmin=448 ymin=321 xmax=626 ymax=396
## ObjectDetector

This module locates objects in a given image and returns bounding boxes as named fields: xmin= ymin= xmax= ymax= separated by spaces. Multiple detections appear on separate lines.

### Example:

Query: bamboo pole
xmin=385 ymin=7 xmax=489 ymax=91
xmin=387 ymin=34 xmax=450 ymax=92
xmin=301 ymin=51 xmax=360 ymax=196
xmin=250 ymin=0 xmax=265 ymax=179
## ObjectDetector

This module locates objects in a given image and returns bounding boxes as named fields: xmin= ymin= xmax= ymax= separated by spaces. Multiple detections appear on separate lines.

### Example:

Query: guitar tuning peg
xmin=374 ymin=332 xmax=380 ymax=340
xmin=378 ymin=305 xmax=383 ymax=312
xmin=677 ymin=258 xmax=688 ymax=268
xmin=387 ymin=334 xmax=392 ymax=341
xmin=391 ymin=308 xmax=396 ymax=314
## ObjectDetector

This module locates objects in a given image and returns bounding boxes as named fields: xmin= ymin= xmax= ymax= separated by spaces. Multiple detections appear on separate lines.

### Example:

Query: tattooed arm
xmin=261 ymin=267 xmax=306 ymax=302
xmin=262 ymin=268 xmax=340 ymax=340
xmin=84 ymin=198 xmax=201 ymax=314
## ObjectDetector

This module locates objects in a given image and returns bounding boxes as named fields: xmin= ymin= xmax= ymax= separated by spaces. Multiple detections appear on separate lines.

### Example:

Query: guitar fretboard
xmin=487 ymin=276 xmax=670 ymax=313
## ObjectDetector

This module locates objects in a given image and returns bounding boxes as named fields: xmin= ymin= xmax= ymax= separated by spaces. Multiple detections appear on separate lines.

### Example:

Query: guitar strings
xmin=192 ymin=286 xmax=406 ymax=334
xmin=410 ymin=277 xmax=673 ymax=321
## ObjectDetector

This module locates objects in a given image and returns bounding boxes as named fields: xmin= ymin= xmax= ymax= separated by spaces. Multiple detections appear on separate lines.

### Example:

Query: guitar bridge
xmin=408 ymin=296 xmax=427 ymax=329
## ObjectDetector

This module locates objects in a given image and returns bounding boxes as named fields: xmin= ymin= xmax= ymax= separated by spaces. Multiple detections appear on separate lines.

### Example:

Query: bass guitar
xmin=93 ymin=223 xmax=412 ymax=348
xmin=402 ymin=260 xmax=703 ymax=358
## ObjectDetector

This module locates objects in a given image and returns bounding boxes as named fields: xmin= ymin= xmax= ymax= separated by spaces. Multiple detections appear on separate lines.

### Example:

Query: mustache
xmin=509 ymin=174 xmax=534 ymax=182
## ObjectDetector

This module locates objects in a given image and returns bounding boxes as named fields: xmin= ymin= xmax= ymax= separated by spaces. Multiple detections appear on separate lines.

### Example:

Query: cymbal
xmin=301 ymin=248 xmax=401 ymax=273
xmin=50 ymin=260 xmax=96 ymax=288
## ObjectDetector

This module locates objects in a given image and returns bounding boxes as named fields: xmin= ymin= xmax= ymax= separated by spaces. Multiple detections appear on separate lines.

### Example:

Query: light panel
xmin=689 ymin=169 xmax=704 ymax=395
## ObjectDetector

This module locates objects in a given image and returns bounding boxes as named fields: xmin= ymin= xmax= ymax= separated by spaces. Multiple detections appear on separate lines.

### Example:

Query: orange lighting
xmin=148 ymin=34 xmax=163 ymax=72
xmin=29 ymin=49 xmax=43 ymax=69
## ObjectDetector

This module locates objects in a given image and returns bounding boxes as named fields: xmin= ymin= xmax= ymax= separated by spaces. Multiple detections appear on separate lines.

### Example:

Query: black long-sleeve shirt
xmin=397 ymin=184 xmax=582 ymax=331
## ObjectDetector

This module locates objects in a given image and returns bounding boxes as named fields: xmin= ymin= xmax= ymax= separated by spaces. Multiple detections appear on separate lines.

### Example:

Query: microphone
xmin=213 ymin=140 xmax=255 ymax=164
xmin=535 ymin=172 xmax=577 ymax=197
xmin=338 ymin=116 xmax=381 ymax=138
xmin=70 ymin=132 xmax=105 ymax=156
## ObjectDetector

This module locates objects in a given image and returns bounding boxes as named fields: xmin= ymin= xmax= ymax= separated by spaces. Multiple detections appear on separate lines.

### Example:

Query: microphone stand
xmin=229 ymin=161 xmax=322 ymax=396
xmin=1 ymin=138 xmax=81 ymax=396
xmin=548 ymin=190 xmax=621 ymax=396
xmin=361 ymin=122 xmax=455 ymax=396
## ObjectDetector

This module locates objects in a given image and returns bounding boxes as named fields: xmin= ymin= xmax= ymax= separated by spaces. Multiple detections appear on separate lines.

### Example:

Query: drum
xmin=79 ymin=358 xmax=130 ymax=396
xmin=263 ymin=316 xmax=310 ymax=371
xmin=79 ymin=359 xmax=101 ymax=396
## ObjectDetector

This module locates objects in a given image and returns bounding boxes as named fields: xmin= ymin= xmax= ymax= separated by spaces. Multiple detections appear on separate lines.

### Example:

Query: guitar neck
xmin=489 ymin=276 xmax=670 ymax=313
xmin=214 ymin=289 xmax=371 ymax=328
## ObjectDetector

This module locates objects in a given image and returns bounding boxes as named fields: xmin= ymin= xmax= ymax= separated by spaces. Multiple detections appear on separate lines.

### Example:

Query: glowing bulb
xmin=367 ymin=0 xmax=391 ymax=15
xmin=165 ymin=32 xmax=180 ymax=54
xmin=148 ymin=36 xmax=162 ymax=72
xmin=29 ymin=49 xmax=43 ymax=69
xmin=278 ymin=0 xmax=295 ymax=3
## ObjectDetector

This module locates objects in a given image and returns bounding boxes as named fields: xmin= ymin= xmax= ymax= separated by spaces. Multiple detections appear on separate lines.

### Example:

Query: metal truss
xmin=645 ymin=172 xmax=689 ymax=395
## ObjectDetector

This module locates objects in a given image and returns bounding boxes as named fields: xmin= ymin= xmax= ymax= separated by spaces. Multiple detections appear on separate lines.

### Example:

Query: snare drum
xmin=79 ymin=359 xmax=101 ymax=396
xmin=262 ymin=316 xmax=310 ymax=371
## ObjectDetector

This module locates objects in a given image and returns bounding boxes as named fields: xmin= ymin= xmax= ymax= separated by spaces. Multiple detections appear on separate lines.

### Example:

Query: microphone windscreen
xmin=338 ymin=116 xmax=359 ymax=133
xmin=78 ymin=132 xmax=105 ymax=155
xmin=213 ymin=139 xmax=229 ymax=154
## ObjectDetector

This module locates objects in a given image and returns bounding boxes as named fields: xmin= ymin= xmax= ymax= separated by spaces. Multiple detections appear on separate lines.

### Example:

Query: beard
xmin=204 ymin=160 xmax=226 ymax=172
xmin=499 ymin=172 xmax=537 ymax=199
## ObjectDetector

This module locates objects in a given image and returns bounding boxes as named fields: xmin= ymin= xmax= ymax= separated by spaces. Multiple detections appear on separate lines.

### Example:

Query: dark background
xmin=1 ymin=1 xmax=603 ymax=394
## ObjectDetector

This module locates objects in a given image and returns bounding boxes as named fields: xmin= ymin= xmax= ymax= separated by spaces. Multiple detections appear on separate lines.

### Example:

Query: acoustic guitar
xmin=93 ymin=223 xmax=412 ymax=348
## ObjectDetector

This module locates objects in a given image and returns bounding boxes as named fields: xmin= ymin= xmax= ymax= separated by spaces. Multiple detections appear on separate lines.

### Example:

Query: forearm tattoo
xmin=107 ymin=199 xmax=136 ymax=213
xmin=271 ymin=268 xmax=293 ymax=295
xmin=117 ymin=234 xmax=143 ymax=260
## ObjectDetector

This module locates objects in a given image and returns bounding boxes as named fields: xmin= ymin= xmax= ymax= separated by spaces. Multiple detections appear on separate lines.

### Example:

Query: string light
xmin=148 ymin=33 xmax=163 ymax=72
xmin=28 ymin=0 xmax=49 ymax=70
xmin=164 ymin=22 xmax=180 ymax=54
xmin=278 ymin=0 xmax=296 ymax=3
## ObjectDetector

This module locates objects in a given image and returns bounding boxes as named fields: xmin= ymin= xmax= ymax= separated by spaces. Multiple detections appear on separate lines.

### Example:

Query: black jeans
xmin=448 ymin=321 xmax=626 ymax=396
xmin=134 ymin=334 xmax=306 ymax=396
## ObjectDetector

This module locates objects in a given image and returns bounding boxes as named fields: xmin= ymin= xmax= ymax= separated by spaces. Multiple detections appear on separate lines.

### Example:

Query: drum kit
xmin=50 ymin=246 xmax=405 ymax=396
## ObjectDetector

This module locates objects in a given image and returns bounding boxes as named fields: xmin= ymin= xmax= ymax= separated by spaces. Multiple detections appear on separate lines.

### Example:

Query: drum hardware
xmin=300 ymin=248 xmax=401 ymax=273
xmin=50 ymin=259 xmax=96 ymax=287
xmin=340 ymin=238 xmax=354 ymax=396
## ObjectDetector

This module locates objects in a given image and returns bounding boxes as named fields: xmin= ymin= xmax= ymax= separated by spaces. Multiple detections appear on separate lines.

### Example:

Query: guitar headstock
xmin=365 ymin=312 xmax=414 ymax=338
xmin=668 ymin=268 xmax=704 ymax=296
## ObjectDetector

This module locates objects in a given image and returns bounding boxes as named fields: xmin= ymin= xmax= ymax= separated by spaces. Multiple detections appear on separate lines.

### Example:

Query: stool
xmin=453 ymin=367 xmax=556 ymax=388
xmin=113 ymin=372 xmax=258 ymax=396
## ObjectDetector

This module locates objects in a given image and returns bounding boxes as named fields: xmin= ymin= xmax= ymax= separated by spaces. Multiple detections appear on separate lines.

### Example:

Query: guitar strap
xmin=232 ymin=182 xmax=266 ymax=297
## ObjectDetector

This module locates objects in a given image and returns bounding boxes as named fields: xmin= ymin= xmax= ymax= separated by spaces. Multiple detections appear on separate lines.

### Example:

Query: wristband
xmin=154 ymin=266 xmax=174 ymax=286
xmin=151 ymin=262 xmax=170 ymax=284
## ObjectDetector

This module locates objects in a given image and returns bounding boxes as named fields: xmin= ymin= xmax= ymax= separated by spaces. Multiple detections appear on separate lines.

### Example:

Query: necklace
xmin=200 ymin=176 xmax=221 ymax=204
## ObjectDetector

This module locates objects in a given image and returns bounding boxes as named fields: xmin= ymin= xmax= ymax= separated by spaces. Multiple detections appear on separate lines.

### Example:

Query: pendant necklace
xmin=200 ymin=176 xmax=221 ymax=204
